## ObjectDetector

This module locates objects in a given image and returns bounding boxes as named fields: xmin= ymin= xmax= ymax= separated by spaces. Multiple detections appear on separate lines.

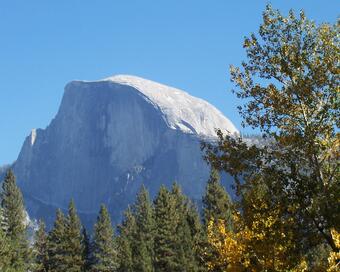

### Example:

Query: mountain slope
xmin=12 ymin=75 xmax=238 ymax=227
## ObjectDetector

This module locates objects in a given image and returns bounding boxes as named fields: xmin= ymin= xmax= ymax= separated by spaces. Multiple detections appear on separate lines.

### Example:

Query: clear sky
xmin=0 ymin=0 xmax=338 ymax=165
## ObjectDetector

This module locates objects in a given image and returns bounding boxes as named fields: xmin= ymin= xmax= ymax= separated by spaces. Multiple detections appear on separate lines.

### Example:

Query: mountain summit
xmin=12 ymin=75 xmax=238 ymax=227
xmin=100 ymin=75 xmax=238 ymax=137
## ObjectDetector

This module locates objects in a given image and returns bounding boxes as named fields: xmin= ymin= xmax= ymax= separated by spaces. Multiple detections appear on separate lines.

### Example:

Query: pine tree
xmin=186 ymin=202 xmax=205 ymax=272
xmin=64 ymin=200 xmax=85 ymax=272
xmin=201 ymin=169 xmax=234 ymax=271
xmin=202 ymin=168 xmax=233 ymax=229
xmin=171 ymin=183 xmax=200 ymax=272
xmin=33 ymin=220 xmax=48 ymax=272
xmin=92 ymin=204 xmax=118 ymax=272
xmin=48 ymin=209 xmax=67 ymax=272
xmin=133 ymin=185 xmax=155 ymax=272
xmin=153 ymin=185 xmax=181 ymax=272
xmin=1 ymin=170 xmax=26 ymax=238
xmin=82 ymin=227 xmax=92 ymax=272
xmin=117 ymin=206 xmax=136 ymax=272
xmin=1 ymin=169 xmax=30 ymax=272
xmin=0 ymin=208 xmax=11 ymax=271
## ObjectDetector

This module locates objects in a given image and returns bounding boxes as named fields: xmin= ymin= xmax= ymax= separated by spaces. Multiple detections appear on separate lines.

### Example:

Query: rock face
xmin=12 ymin=75 xmax=238 ymax=228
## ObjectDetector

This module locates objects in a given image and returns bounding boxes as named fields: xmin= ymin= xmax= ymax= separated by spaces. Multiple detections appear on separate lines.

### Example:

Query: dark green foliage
xmin=116 ymin=234 xmax=133 ymax=272
xmin=82 ymin=227 xmax=92 ymax=272
xmin=1 ymin=170 xmax=26 ymax=239
xmin=92 ymin=204 xmax=118 ymax=272
xmin=48 ymin=201 xmax=85 ymax=272
xmin=117 ymin=207 xmax=136 ymax=272
xmin=153 ymin=184 xmax=201 ymax=272
xmin=47 ymin=209 xmax=67 ymax=272
xmin=64 ymin=200 xmax=85 ymax=272
xmin=202 ymin=168 xmax=233 ymax=229
xmin=171 ymin=183 xmax=200 ymax=272
xmin=153 ymin=185 xmax=179 ymax=271
xmin=33 ymin=220 xmax=48 ymax=272
xmin=1 ymin=169 xmax=31 ymax=272
xmin=117 ymin=186 xmax=156 ymax=272
xmin=0 ymin=212 xmax=11 ymax=271
xmin=116 ymin=184 xmax=202 ymax=272
xmin=186 ymin=202 xmax=205 ymax=272
xmin=132 ymin=185 xmax=155 ymax=272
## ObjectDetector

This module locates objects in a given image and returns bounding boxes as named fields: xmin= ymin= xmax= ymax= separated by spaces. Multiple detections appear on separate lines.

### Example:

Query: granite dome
xmin=12 ymin=74 xmax=238 ymax=228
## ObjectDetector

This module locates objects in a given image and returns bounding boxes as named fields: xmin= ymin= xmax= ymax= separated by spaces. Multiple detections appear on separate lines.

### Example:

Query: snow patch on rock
xmin=30 ymin=129 xmax=37 ymax=146
xmin=83 ymin=74 xmax=239 ymax=138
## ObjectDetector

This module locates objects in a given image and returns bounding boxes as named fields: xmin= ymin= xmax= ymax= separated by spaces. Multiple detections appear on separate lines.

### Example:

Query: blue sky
xmin=0 ymin=1 xmax=338 ymax=165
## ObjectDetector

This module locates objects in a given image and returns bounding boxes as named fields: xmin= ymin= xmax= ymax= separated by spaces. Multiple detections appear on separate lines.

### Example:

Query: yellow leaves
xmin=206 ymin=218 xmax=250 ymax=272
xmin=290 ymin=258 xmax=309 ymax=272
xmin=327 ymin=229 xmax=340 ymax=272
xmin=331 ymin=229 xmax=340 ymax=248
xmin=243 ymin=38 xmax=252 ymax=48
xmin=206 ymin=211 xmax=275 ymax=271
xmin=208 ymin=4 xmax=339 ymax=271
xmin=206 ymin=196 xmax=299 ymax=272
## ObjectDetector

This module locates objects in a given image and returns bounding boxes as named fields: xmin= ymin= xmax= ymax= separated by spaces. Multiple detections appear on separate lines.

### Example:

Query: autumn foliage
xmin=203 ymin=4 xmax=339 ymax=272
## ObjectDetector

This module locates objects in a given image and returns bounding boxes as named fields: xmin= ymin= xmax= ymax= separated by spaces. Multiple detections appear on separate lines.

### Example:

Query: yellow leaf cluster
xmin=206 ymin=217 xmax=250 ymax=271
xmin=327 ymin=229 xmax=340 ymax=272
xmin=206 ymin=203 xmax=298 ymax=272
